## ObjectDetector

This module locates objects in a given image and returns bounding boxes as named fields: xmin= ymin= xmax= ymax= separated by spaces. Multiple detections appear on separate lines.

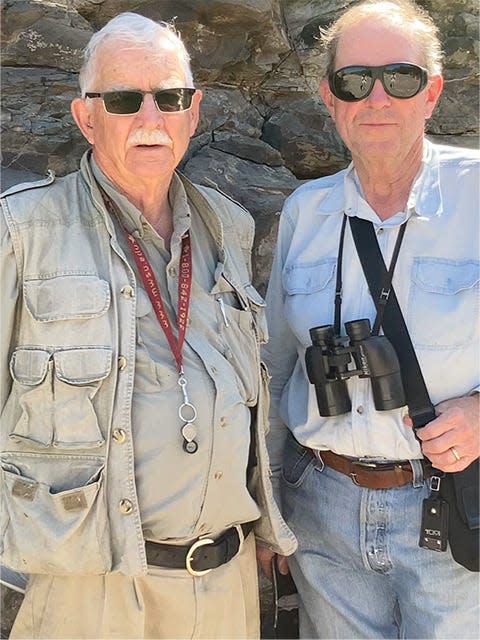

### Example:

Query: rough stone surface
xmin=1 ymin=0 xmax=478 ymax=635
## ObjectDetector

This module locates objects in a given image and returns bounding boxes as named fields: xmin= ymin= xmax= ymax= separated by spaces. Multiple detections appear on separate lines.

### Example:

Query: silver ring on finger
xmin=450 ymin=446 xmax=461 ymax=462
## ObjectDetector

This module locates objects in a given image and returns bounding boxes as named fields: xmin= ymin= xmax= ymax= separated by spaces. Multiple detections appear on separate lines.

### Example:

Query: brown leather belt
xmin=318 ymin=450 xmax=429 ymax=489
xmin=145 ymin=522 xmax=253 ymax=576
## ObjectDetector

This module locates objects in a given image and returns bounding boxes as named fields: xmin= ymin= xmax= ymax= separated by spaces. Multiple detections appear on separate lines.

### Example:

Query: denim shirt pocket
xmin=283 ymin=258 xmax=337 ymax=345
xmin=408 ymin=258 xmax=480 ymax=349
xmin=284 ymin=258 xmax=336 ymax=295
xmin=9 ymin=347 xmax=111 ymax=448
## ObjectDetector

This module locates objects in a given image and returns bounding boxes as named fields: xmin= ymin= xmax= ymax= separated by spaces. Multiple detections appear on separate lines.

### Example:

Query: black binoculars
xmin=305 ymin=319 xmax=406 ymax=417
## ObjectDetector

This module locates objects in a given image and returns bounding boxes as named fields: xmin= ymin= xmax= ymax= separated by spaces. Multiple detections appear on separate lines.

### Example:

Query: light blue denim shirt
xmin=263 ymin=140 xmax=479 ymax=481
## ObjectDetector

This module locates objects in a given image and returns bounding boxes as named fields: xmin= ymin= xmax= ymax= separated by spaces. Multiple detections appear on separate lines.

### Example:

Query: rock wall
xmin=1 ymin=0 xmax=478 ymax=292
xmin=0 ymin=0 xmax=478 ymax=636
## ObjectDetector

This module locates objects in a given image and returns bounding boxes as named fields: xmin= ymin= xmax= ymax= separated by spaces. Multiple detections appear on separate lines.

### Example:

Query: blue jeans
xmin=281 ymin=435 xmax=480 ymax=639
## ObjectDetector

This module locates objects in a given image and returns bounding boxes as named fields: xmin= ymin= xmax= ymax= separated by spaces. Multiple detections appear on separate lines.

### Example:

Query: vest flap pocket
xmin=24 ymin=275 xmax=110 ymax=322
xmin=412 ymin=259 xmax=480 ymax=295
xmin=53 ymin=348 xmax=112 ymax=384
xmin=10 ymin=348 xmax=51 ymax=386
xmin=1 ymin=454 xmax=111 ymax=574
xmin=283 ymin=259 xmax=336 ymax=295
xmin=244 ymin=284 xmax=266 ymax=311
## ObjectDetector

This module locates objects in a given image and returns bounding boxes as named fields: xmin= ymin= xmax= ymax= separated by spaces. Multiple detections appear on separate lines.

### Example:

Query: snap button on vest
xmin=112 ymin=428 xmax=126 ymax=444
xmin=119 ymin=499 xmax=133 ymax=514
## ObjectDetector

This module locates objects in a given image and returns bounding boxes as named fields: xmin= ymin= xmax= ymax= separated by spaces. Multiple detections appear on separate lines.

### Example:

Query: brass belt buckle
xmin=185 ymin=537 xmax=214 ymax=576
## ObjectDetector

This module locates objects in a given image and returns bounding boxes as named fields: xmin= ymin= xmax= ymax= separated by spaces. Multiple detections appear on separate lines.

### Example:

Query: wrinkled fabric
xmin=0 ymin=151 xmax=296 ymax=579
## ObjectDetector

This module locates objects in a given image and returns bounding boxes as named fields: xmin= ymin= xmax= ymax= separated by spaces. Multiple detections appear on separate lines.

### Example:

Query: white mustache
xmin=128 ymin=130 xmax=173 ymax=147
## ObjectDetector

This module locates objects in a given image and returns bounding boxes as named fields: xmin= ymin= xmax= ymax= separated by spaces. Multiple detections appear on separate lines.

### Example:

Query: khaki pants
xmin=11 ymin=533 xmax=259 ymax=639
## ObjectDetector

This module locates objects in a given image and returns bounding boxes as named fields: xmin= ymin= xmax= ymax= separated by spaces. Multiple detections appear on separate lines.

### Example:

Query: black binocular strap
xmin=348 ymin=216 xmax=436 ymax=430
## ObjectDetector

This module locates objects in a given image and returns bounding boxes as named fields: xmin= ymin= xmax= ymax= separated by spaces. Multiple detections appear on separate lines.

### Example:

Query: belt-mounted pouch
xmin=439 ymin=460 xmax=480 ymax=572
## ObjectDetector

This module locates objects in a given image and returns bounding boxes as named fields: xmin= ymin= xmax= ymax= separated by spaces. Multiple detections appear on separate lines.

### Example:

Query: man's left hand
xmin=256 ymin=544 xmax=289 ymax=581
xmin=403 ymin=394 xmax=479 ymax=471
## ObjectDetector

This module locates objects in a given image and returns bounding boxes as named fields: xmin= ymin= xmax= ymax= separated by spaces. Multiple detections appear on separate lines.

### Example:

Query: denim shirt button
xmin=118 ymin=356 xmax=127 ymax=371
xmin=119 ymin=499 xmax=133 ymax=514
xmin=356 ymin=405 xmax=365 ymax=414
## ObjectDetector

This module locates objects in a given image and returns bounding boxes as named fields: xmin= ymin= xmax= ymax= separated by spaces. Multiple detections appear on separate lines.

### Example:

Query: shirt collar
xmin=316 ymin=138 xmax=442 ymax=222
xmin=89 ymin=156 xmax=192 ymax=240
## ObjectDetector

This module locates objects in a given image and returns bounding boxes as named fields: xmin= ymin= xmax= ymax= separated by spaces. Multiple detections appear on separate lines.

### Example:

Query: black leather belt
xmin=145 ymin=522 xmax=254 ymax=576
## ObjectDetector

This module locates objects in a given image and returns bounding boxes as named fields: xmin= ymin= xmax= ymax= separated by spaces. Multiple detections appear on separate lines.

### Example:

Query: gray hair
xmin=79 ymin=12 xmax=194 ymax=94
xmin=318 ymin=0 xmax=443 ymax=80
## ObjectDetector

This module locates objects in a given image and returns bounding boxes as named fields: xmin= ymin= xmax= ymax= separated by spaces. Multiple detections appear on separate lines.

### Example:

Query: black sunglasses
xmin=84 ymin=87 xmax=196 ymax=115
xmin=328 ymin=63 xmax=428 ymax=102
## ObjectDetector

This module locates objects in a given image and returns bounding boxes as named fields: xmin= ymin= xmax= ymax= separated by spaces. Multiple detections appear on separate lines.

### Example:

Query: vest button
xmin=112 ymin=428 xmax=126 ymax=444
xmin=119 ymin=499 xmax=133 ymax=514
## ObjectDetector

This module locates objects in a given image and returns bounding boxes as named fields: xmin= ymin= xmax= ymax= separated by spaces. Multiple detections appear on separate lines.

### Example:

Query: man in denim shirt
xmin=259 ymin=1 xmax=479 ymax=638
xmin=1 ymin=12 xmax=296 ymax=639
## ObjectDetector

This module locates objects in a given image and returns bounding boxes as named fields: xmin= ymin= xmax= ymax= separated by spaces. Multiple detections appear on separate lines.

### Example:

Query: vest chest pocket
xmin=211 ymin=275 xmax=266 ymax=406
xmin=9 ymin=347 xmax=112 ymax=449
xmin=408 ymin=258 xmax=479 ymax=349
xmin=24 ymin=275 xmax=110 ymax=322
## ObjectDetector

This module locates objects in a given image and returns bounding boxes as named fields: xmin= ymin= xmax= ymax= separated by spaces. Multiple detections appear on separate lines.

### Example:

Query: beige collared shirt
xmin=88 ymin=160 xmax=261 ymax=541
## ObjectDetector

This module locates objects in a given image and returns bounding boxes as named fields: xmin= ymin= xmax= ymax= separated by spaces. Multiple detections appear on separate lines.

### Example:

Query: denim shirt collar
xmin=316 ymin=139 xmax=442 ymax=223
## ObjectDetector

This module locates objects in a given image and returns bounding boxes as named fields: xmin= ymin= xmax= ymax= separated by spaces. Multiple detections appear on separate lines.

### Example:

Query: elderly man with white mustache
xmin=0 ymin=12 xmax=296 ymax=639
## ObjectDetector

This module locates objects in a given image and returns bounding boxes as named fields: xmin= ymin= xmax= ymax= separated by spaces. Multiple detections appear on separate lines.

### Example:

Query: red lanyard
xmin=102 ymin=193 xmax=192 ymax=375
xmin=125 ymin=230 xmax=192 ymax=374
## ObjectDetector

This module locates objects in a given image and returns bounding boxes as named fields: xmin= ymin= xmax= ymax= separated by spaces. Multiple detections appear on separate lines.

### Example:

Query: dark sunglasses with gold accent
xmin=84 ymin=87 xmax=196 ymax=115
xmin=328 ymin=62 xmax=428 ymax=102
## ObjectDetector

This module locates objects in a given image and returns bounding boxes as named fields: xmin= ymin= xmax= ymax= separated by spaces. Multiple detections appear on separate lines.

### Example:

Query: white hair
xmin=78 ymin=12 xmax=194 ymax=94
xmin=319 ymin=0 xmax=443 ymax=80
